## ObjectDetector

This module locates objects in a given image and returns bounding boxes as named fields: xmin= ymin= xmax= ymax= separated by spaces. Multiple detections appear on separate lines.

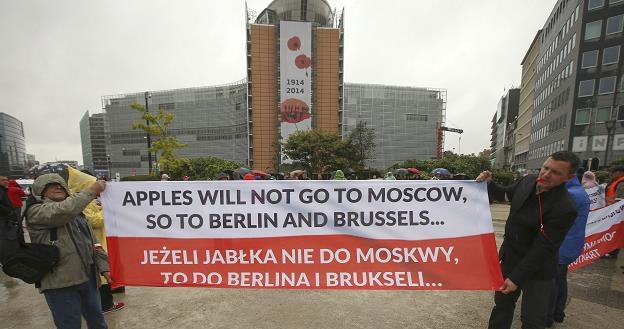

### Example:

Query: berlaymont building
xmin=96 ymin=0 xmax=447 ymax=177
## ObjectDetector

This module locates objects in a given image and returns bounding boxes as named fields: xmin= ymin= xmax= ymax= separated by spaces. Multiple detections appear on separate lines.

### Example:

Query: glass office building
xmin=102 ymin=81 xmax=248 ymax=177
xmin=343 ymin=84 xmax=446 ymax=169
xmin=0 ymin=113 xmax=27 ymax=178
xmin=80 ymin=111 xmax=108 ymax=177
xmin=93 ymin=0 xmax=446 ymax=176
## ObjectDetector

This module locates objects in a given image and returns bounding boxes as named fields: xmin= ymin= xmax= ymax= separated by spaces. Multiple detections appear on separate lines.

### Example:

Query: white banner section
xmin=102 ymin=180 xmax=493 ymax=239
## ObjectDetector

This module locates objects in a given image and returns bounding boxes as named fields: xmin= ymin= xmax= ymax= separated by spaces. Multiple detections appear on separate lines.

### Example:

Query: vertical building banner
xmin=102 ymin=180 xmax=504 ymax=290
xmin=280 ymin=21 xmax=312 ymax=162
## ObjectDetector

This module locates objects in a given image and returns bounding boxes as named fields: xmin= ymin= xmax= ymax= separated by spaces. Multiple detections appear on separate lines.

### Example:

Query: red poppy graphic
xmin=280 ymin=98 xmax=311 ymax=124
xmin=295 ymin=54 xmax=311 ymax=70
xmin=287 ymin=36 xmax=301 ymax=51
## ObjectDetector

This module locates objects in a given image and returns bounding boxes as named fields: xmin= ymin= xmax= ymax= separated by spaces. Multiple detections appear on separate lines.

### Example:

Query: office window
xmin=603 ymin=45 xmax=621 ymax=65
xmin=618 ymin=106 xmax=624 ymax=121
xmin=599 ymin=76 xmax=617 ymax=94
xmin=596 ymin=107 xmax=612 ymax=122
xmin=589 ymin=0 xmax=605 ymax=10
xmin=576 ymin=108 xmax=591 ymax=125
xmin=585 ymin=21 xmax=602 ymax=40
xmin=578 ymin=80 xmax=595 ymax=97
xmin=607 ymin=15 xmax=624 ymax=34
xmin=582 ymin=50 xmax=599 ymax=68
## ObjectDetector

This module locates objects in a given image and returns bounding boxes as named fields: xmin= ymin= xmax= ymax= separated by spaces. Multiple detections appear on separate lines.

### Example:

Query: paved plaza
xmin=1 ymin=204 xmax=622 ymax=329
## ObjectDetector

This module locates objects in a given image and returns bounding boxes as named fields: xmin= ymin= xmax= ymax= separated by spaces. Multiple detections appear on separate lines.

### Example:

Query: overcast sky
xmin=0 ymin=0 xmax=557 ymax=164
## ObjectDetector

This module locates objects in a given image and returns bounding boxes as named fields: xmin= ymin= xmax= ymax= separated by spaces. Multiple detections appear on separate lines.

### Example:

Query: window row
xmin=588 ymin=0 xmax=624 ymax=11
xmin=535 ymin=61 xmax=574 ymax=109
xmin=529 ymin=140 xmax=565 ymax=160
xmin=575 ymin=105 xmax=624 ymax=125
xmin=585 ymin=14 xmax=624 ymax=41
xmin=537 ymin=35 xmax=576 ymax=90
xmin=578 ymin=76 xmax=622 ymax=97
xmin=538 ymin=4 xmax=579 ymax=72
xmin=581 ymin=45 xmax=621 ymax=68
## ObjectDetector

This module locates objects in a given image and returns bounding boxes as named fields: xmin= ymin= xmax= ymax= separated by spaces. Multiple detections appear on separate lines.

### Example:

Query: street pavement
xmin=1 ymin=204 xmax=623 ymax=329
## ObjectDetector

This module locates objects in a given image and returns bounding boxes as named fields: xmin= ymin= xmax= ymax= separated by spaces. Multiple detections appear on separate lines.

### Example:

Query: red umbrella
xmin=251 ymin=169 xmax=267 ymax=177
xmin=407 ymin=168 xmax=421 ymax=175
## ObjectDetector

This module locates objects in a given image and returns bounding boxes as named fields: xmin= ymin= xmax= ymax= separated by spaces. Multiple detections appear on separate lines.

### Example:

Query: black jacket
xmin=488 ymin=174 xmax=577 ymax=286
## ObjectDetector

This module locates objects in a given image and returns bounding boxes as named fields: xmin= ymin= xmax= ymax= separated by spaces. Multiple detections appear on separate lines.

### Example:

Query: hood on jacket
xmin=333 ymin=170 xmax=346 ymax=180
xmin=33 ymin=173 xmax=70 ymax=197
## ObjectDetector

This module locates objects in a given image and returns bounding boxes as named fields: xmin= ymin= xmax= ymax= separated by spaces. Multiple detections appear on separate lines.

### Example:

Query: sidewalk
xmin=1 ymin=204 xmax=622 ymax=329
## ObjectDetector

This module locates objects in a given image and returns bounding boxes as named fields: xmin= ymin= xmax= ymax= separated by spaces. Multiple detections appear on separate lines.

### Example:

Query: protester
xmin=7 ymin=180 xmax=26 ymax=209
xmin=547 ymin=176 xmax=590 ymax=327
xmin=216 ymin=172 xmax=230 ymax=181
xmin=243 ymin=173 xmax=256 ymax=181
xmin=477 ymin=151 xmax=579 ymax=329
xmin=575 ymin=167 xmax=585 ymax=184
xmin=333 ymin=170 xmax=346 ymax=180
xmin=24 ymin=173 xmax=110 ymax=329
xmin=76 ymin=169 xmax=125 ymax=315
xmin=0 ymin=175 xmax=19 ymax=262
xmin=384 ymin=172 xmax=396 ymax=180
xmin=161 ymin=174 xmax=170 ymax=181
xmin=581 ymin=171 xmax=599 ymax=189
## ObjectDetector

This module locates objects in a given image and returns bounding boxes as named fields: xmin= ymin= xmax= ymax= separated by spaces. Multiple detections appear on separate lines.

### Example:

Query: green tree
xmin=283 ymin=130 xmax=350 ymax=175
xmin=344 ymin=121 xmax=376 ymax=171
xmin=607 ymin=157 xmax=624 ymax=168
xmin=131 ymin=102 xmax=187 ymax=174
xmin=170 ymin=157 xmax=242 ymax=180
xmin=392 ymin=153 xmax=491 ymax=179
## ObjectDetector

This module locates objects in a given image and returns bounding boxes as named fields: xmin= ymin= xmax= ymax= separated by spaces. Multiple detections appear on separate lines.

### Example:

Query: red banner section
xmin=107 ymin=233 xmax=503 ymax=290
xmin=568 ymin=221 xmax=624 ymax=271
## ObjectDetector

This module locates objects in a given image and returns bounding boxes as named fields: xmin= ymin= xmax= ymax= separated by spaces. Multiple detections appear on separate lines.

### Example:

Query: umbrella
xmin=431 ymin=168 xmax=451 ymax=176
xmin=290 ymin=169 xmax=305 ymax=177
xmin=394 ymin=168 xmax=409 ymax=175
xmin=452 ymin=173 xmax=470 ymax=180
xmin=28 ymin=163 xmax=70 ymax=180
xmin=233 ymin=167 xmax=251 ymax=180
xmin=407 ymin=168 xmax=421 ymax=175
xmin=243 ymin=173 xmax=256 ymax=181
xmin=251 ymin=169 xmax=267 ymax=177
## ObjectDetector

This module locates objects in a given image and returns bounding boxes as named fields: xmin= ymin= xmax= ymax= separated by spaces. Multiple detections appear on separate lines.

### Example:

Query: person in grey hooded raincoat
xmin=25 ymin=173 xmax=110 ymax=329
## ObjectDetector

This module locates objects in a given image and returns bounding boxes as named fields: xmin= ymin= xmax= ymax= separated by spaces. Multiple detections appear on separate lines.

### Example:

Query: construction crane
xmin=436 ymin=124 xmax=464 ymax=158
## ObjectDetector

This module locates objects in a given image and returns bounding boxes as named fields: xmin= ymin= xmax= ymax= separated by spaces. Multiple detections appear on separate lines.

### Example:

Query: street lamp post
xmin=604 ymin=119 xmax=616 ymax=169
xmin=145 ymin=92 xmax=152 ymax=175
xmin=106 ymin=154 xmax=111 ymax=179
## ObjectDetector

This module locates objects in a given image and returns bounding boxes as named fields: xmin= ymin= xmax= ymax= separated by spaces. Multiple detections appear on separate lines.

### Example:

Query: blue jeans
xmin=43 ymin=268 xmax=108 ymax=329
xmin=547 ymin=263 xmax=568 ymax=323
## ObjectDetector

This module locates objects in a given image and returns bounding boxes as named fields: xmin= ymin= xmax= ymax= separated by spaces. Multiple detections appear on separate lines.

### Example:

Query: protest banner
xmin=101 ymin=180 xmax=503 ymax=290
xmin=568 ymin=201 xmax=624 ymax=271
xmin=585 ymin=185 xmax=606 ymax=211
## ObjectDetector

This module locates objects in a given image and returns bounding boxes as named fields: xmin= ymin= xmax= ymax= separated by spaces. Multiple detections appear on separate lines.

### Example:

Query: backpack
xmin=0 ymin=195 xmax=60 ymax=284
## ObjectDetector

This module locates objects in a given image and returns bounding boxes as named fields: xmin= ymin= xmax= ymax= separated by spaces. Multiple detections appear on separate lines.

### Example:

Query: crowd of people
xmin=1 ymin=153 xmax=623 ymax=328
